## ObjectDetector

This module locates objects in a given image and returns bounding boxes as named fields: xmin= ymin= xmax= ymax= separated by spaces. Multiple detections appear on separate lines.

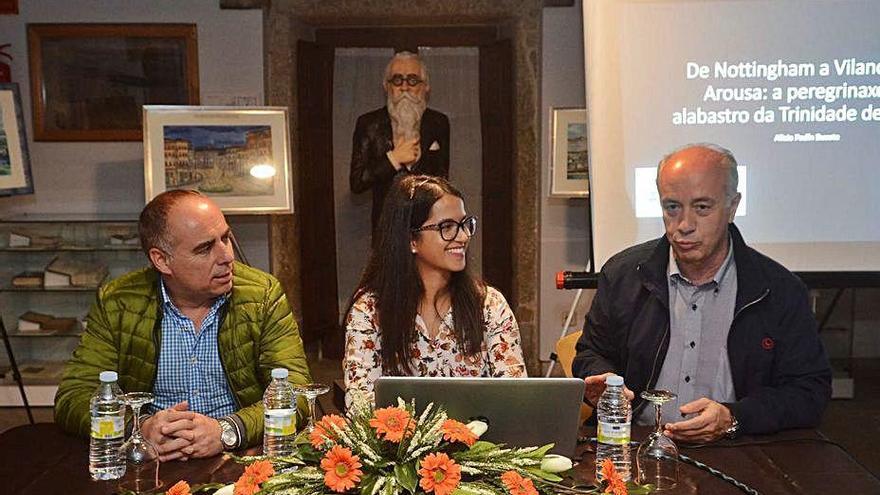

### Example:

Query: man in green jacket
xmin=55 ymin=190 xmax=312 ymax=461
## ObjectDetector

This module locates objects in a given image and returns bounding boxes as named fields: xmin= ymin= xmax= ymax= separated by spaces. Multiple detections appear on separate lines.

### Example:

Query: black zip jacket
xmin=573 ymin=224 xmax=832 ymax=435
xmin=349 ymin=107 xmax=450 ymax=232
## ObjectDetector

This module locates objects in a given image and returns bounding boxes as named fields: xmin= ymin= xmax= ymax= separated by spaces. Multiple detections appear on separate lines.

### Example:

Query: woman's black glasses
xmin=412 ymin=216 xmax=478 ymax=241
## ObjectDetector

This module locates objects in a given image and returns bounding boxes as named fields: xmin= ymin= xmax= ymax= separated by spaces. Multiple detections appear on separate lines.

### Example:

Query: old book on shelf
xmin=9 ymin=231 xmax=62 ymax=248
xmin=108 ymin=233 xmax=140 ymax=246
xmin=11 ymin=271 xmax=43 ymax=288
xmin=8 ymin=232 xmax=30 ymax=247
xmin=17 ymin=311 xmax=78 ymax=334
xmin=18 ymin=311 xmax=53 ymax=332
xmin=43 ymin=255 xmax=109 ymax=287
xmin=106 ymin=225 xmax=140 ymax=246
xmin=6 ymin=361 xmax=66 ymax=384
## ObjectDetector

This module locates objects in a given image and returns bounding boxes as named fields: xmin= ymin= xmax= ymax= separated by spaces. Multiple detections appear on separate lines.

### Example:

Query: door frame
xmin=297 ymin=27 xmax=514 ymax=358
xmin=264 ymin=1 xmax=543 ymax=373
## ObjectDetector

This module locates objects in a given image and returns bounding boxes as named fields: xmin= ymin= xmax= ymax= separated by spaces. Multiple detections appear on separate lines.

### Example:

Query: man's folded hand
xmin=141 ymin=401 xmax=196 ymax=462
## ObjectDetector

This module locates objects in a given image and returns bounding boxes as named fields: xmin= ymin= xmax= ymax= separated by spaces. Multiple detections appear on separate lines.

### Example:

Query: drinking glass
xmin=118 ymin=392 xmax=162 ymax=494
xmin=637 ymin=389 xmax=679 ymax=490
xmin=293 ymin=383 xmax=330 ymax=433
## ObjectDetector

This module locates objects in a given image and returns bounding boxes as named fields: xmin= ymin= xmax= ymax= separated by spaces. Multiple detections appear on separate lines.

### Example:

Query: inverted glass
xmin=637 ymin=389 xmax=679 ymax=490
xmin=118 ymin=392 xmax=163 ymax=494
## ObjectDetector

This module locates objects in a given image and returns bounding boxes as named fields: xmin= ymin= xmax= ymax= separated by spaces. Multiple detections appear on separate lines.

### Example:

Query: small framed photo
xmin=0 ymin=83 xmax=34 ymax=197
xmin=0 ymin=0 xmax=18 ymax=15
xmin=27 ymin=23 xmax=199 ymax=141
xmin=143 ymin=106 xmax=293 ymax=214
xmin=550 ymin=108 xmax=589 ymax=198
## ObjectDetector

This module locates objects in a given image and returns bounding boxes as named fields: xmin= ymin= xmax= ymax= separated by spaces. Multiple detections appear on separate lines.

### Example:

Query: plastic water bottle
xmin=89 ymin=371 xmax=126 ymax=480
xmin=596 ymin=374 xmax=632 ymax=482
xmin=263 ymin=368 xmax=297 ymax=457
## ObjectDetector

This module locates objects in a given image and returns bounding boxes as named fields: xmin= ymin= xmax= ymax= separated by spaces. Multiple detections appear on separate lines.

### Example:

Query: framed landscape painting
xmin=0 ymin=83 xmax=34 ymax=196
xmin=28 ymin=23 xmax=199 ymax=141
xmin=550 ymin=108 xmax=589 ymax=198
xmin=143 ymin=106 xmax=292 ymax=213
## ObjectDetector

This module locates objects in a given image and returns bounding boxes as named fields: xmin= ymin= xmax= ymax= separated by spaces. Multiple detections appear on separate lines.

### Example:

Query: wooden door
xmin=479 ymin=39 xmax=515 ymax=303
xmin=297 ymin=31 xmax=516 ymax=357
xmin=296 ymin=40 xmax=344 ymax=358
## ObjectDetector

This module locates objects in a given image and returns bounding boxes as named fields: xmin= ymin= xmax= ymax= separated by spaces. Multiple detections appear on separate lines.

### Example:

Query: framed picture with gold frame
xmin=0 ymin=83 xmax=34 ymax=196
xmin=143 ymin=106 xmax=292 ymax=214
xmin=550 ymin=108 xmax=590 ymax=198
xmin=0 ymin=0 xmax=18 ymax=15
xmin=27 ymin=23 xmax=199 ymax=141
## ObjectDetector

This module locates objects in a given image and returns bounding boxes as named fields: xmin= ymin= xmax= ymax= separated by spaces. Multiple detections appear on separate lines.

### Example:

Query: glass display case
xmin=0 ymin=214 xmax=147 ymax=408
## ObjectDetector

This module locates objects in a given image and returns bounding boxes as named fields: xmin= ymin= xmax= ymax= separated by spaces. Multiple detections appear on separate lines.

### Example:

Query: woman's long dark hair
xmin=346 ymin=175 xmax=486 ymax=375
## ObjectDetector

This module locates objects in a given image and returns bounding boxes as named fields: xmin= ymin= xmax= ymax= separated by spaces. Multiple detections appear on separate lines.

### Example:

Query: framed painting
xmin=143 ymin=106 xmax=292 ymax=213
xmin=0 ymin=0 xmax=17 ymax=15
xmin=550 ymin=108 xmax=590 ymax=198
xmin=27 ymin=23 xmax=199 ymax=141
xmin=0 ymin=83 xmax=34 ymax=196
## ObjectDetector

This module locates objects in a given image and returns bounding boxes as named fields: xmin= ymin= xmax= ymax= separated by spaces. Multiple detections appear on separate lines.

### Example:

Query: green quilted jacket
xmin=54 ymin=262 xmax=312 ymax=447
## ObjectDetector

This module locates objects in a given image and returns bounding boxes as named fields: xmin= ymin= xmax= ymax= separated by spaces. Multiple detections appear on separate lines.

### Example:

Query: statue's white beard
xmin=387 ymin=92 xmax=427 ymax=141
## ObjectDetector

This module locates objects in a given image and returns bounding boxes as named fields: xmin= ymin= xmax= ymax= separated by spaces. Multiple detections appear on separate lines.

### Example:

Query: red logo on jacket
xmin=761 ymin=337 xmax=775 ymax=350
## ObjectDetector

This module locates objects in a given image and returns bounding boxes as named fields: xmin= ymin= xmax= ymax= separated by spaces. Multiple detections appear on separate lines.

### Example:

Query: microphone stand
xmin=545 ymin=260 xmax=591 ymax=378
xmin=0 ymin=311 xmax=33 ymax=423
xmin=545 ymin=174 xmax=595 ymax=377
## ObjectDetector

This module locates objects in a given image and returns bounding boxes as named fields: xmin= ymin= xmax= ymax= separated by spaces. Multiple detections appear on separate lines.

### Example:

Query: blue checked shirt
xmin=148 ymin=278 xmax=237 ymax=417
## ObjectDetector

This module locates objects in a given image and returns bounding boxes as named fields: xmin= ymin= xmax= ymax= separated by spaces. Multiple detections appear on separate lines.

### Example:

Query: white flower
xmin=466 ymin=420 xmax=488 ymax=438
xmin=213 ymin=483 xmax=235 ymax=495
xmin=541 ymin=454 xmax=573 ymax=473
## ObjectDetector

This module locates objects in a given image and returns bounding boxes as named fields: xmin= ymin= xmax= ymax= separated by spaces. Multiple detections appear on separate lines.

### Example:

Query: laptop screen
xmin=374 ymin=377 xmax=585 ymax=456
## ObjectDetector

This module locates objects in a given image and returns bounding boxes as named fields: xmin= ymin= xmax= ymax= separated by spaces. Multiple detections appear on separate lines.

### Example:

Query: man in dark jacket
xmin=573 ymin=144 xmax=831 ymax=443
xmin=350 ymin=51 xmax=450 ymax=235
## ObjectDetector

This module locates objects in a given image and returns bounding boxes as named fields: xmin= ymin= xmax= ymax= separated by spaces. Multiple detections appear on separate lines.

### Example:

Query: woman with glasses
xmin=343 ymin=175 xmax=526 ymax=408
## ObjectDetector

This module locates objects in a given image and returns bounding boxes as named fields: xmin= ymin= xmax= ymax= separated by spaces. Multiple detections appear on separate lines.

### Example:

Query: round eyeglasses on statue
xmin=387 ymin=74 xmax=424 ymax=87
xmin=412 ymin=216 xmax=478 ymax=241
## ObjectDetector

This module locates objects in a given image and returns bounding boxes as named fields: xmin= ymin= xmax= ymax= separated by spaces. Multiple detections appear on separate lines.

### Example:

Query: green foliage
xmin=524 ymin=467 xmax=564 ymax=482
xmin=221 ymin=400 xmax=650 ymax=495
xmin=192 ymin=483 xmax=228 ymax=493
xmin=394 ymin=462 xmax=419 ymax=493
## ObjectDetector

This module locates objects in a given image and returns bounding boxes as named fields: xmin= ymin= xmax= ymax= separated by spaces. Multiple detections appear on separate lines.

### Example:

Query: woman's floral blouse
xmin=343 ymin=286 xmax=527 ymax=409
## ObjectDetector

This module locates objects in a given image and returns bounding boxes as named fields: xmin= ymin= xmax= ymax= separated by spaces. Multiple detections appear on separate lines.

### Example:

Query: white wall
xmin=539 ymin=0 xmax=594 ymax=363
xmin=0 ymin=0 xmax=270 ymax=270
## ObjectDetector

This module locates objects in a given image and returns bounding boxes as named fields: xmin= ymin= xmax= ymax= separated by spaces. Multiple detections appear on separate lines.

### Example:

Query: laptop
xmin=374 ymin=377 xmax=585 ymax=457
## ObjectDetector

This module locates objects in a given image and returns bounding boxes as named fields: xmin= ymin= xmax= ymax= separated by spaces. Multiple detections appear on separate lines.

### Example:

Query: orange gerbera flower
xmin=234 ymin=459 xmax=275 ymax=495
xmin=500 ymin=470 xmax=539 ymax=495
xmin=441 ymin=419 xmax=477 ymax=446
xmin=233 ymin=478 xmax=259 ymax=495
xmin=600 ymin=459 xmax=628 ymax=495
xmin=166 ymin=480 xmax=191 ymax=495
xmin=321 ymin=445 xmax=364 ymax=493
xmin=310 ymin=414 xmax=347 ymax=448
xmin=418 ymin=452 xmax=462 ymax=495
xmin=244 ymin=460 xmax=275 ymax=484
xmin=369 ymin=406 xmax=415 ymax=442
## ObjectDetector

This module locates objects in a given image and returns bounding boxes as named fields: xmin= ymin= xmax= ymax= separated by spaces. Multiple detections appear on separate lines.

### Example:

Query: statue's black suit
xmin=349 ymin=107 xmax=450 ymax=232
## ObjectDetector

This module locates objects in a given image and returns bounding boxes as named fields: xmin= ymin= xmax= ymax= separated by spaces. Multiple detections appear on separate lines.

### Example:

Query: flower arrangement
xmin=160 ymin=400 xmax=652 ymax=495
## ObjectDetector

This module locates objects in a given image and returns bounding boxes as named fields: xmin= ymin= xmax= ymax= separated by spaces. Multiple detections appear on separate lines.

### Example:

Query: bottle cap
xmin=271 ymin=368 xmax=289 ymax=379
xmin=99 ymin=371 xmax=118 ymax=383
xmin=605 ymin=374 xmax=624 ymax=386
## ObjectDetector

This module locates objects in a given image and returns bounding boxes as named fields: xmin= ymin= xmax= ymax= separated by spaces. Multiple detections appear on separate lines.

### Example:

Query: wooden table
xmin=1 ymin=423 xmax=878 ymax=494
xmin=577 ymin=427 xmax=880 ymax=493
